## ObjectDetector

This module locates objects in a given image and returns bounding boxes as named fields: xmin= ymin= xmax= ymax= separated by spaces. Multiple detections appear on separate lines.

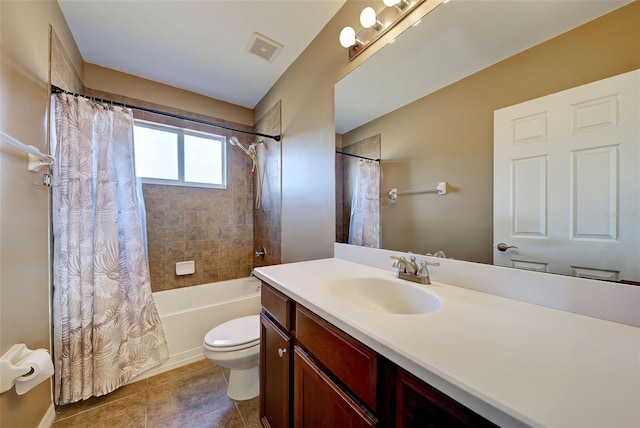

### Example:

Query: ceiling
xmin=58 ymin=0 xmax=346 ymax=109
xmin=335 ymin=0 xmax=632 ymax=134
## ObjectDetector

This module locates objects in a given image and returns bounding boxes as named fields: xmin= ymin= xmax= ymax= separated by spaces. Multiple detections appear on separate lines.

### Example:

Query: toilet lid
xmin=204 ymin=315 xmax=260 ymax=349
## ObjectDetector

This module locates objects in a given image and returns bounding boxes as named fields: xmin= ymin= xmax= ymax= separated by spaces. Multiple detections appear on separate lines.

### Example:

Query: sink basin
xmin=328 ymin=277 xmax=442 ymax=315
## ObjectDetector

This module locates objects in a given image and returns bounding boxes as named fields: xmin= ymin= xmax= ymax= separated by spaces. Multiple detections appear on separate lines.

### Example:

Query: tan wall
xmin=340 ymin=2 xmax=640 ymax=263
xmin=84 ymin=64 xmax=253 ymax=127
xmin=0 ymin=0 xmax=82 ymax=426
xmin=254 ymin=0 xmax=382 ymax=263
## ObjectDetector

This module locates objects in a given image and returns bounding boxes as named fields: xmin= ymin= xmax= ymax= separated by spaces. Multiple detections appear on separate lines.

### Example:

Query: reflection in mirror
xmin=335 ymin=1 xmax=639 ymax=283
xmin=336 ymin=134 xmax=381 ymax=245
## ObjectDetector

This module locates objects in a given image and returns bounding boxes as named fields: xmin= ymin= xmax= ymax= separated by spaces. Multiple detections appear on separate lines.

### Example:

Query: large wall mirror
xmin=335 ymin=0 xmax=639 ymax=284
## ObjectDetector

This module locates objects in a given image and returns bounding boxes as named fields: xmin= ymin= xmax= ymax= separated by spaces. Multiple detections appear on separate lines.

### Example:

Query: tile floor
xmin=53 ymin=360 xmax=260 ymax=428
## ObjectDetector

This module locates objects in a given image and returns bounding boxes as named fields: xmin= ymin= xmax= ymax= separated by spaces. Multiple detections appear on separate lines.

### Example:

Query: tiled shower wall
xmin=137 ymin=112 xmax=256 ymax=291
xmin=142 ymin=181 xmax=254 ymax=290
xmin=253 ymin=101 xmax=282 ymax=267
xmin=141 ymin=174 xmax=254 ymax=291
xmin=336 ymin=134 xmax=381 ymax=244
xmin=50 ymin=29 xmax=83 ymax=93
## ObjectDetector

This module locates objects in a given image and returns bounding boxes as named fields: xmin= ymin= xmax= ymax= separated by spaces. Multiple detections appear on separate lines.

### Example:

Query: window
xmin=133 ymin=121 xmax=226 ymax=188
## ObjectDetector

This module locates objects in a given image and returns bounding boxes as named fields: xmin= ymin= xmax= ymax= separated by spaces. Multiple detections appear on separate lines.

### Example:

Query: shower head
xmin=229 ymin=136 xmax=264 ymax=210
xmin=229 ymin=136 xmax=252 ymax=156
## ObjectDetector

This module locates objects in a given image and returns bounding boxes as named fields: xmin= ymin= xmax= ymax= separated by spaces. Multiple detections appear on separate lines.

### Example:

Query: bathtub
xmin=131 ymin=276 xmax=262 ymax=381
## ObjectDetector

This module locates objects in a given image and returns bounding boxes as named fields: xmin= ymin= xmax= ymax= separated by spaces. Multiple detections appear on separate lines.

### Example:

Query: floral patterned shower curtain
xmin=348 ymin=159 xmax=381 ymax=248
xmin=51 ymin=93 xmax=168 ymax=405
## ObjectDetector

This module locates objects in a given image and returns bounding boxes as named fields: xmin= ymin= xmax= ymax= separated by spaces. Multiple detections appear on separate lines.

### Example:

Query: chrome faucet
xmin=391 ymin=255 xmax=439 ymax=285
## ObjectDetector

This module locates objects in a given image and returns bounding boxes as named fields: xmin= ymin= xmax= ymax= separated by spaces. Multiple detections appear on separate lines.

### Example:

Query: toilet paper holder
xmin=0 ymin=344 xmax=40 ymax=393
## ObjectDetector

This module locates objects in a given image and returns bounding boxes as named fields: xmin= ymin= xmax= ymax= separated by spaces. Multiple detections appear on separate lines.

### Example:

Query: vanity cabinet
xmin=259 ymin=281 xmax=495 ymax=428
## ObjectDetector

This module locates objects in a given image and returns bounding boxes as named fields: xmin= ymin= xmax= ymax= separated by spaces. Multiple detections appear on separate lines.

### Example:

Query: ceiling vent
xmin=246 ymin=33 xmax=283 ymax=63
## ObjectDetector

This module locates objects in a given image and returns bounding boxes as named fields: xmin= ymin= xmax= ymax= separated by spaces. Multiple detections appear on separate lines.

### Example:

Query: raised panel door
xmin=494 ymin=70 xmax=639 ymax=281
xmin=293 ymin=346 xmax=376 ymax=428
xmin=260 ymin=313 xmax=291 ymax=428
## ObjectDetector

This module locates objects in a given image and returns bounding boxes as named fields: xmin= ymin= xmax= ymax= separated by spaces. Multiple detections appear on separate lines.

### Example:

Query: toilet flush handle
xmin=278 ymin=348 xmax=287 ymax=358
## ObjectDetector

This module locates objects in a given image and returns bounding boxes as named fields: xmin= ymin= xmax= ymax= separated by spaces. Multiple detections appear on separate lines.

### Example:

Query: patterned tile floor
xmin=53 ymin=360 xmax=260 ymax=428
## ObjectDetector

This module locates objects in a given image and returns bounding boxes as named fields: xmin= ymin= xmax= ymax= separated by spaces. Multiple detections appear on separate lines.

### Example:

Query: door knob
xmin=278 ymin=348 xmax=287 ymax=358
xmin=496 ymin=243 xmax=518 ymax=252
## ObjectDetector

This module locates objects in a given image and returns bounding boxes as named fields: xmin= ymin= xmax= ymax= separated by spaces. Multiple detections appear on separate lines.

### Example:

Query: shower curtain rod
xmin=51 ymin=85 xmax=281 ymax=142
xmin=335 ymin=150 xmax=380 ymax=162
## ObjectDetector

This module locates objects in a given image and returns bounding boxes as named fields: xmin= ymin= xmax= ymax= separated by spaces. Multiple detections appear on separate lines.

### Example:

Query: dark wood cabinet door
xmin=396 ymin=368 xmax=497 ymax=428
xmin=295 ymin=305 xmax=377 ymax=410
xmin=260 ymin=313 xmax=291 ymax=428
xmin=294 ymin=346 xmax=377 ymax=428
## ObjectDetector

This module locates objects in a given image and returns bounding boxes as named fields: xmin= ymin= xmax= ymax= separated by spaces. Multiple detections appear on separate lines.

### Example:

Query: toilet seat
xmin=204 ymin=315 xmax=260 ymax=352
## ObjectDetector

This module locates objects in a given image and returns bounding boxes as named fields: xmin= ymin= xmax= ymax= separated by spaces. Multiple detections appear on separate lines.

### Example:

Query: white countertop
xmin=253 ymin=258 xmax=640 ymax=428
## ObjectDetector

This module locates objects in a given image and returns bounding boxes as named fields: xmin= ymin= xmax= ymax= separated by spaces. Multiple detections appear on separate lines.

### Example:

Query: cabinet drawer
xmin=295 ymin=305 xmax=377 ymax=410
xmin=261 ymin=281 xmax=291 ymax=330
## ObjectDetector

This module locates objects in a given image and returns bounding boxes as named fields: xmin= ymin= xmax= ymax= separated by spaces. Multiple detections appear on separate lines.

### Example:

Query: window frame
xmin=133 ymin=120 xmax=227 ymax=189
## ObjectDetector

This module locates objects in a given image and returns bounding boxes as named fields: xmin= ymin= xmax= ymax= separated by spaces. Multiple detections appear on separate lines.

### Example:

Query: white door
xmin=494 ymin=70 xmax=639 ymax=282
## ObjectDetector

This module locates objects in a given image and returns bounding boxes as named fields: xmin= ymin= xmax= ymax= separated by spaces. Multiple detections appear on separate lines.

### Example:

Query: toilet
xmin=203 ymin=315 xmax=260 ymax=401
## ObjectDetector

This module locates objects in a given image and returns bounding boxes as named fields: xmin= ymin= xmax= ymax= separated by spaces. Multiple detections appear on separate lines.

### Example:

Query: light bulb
xmin=339 ymin=26 xmax=356 ymax=48
xmin=360 ymin=7 xmax=377 ymax=29
xmin=383 ymin=0 xmax=400 ymax=6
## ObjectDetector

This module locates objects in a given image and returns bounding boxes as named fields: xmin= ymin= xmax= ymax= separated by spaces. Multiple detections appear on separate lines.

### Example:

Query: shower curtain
xmin=51 ymin=93 xmax=168 ymax=405
xmin=348 ymin=159 xmax=381 ymax=248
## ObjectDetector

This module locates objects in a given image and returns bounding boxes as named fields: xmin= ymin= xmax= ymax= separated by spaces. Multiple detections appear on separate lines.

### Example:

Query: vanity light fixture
xmin=339 ymin=26 xmax=357 ymax=48
xmin=339 ymin=0 xmax=445 ymax=61
xmin=383 ymin=0 xmax=409 ymax=9
xmin=360 ymin=7 xmax=380 ymax=29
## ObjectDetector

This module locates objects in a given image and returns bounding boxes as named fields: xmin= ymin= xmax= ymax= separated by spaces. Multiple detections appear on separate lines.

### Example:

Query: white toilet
xmin=202 ymin=315 xmax=260 ymax=401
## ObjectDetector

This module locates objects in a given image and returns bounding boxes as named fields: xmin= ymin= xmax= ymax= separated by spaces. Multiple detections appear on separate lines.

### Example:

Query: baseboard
xmin=38 ymin=403 xmax=56 ymax=428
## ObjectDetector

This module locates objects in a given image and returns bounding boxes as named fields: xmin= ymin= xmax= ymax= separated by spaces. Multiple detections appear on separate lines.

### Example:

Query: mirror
xmin=335 ymin=0 xmax=639 ymax=283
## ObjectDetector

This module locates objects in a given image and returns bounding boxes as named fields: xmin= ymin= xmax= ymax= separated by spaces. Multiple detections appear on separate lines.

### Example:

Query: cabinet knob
xmin=278 ymin=348 xmax=287 ymax=358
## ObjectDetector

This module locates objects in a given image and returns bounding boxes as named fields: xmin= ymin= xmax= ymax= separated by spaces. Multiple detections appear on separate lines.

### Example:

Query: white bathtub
xmin=131 ymin=276 xmax=262 ymax=381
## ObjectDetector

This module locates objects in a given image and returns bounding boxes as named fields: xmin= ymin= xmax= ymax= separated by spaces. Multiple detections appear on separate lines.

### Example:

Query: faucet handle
xmin=390 ymin=255 xmax=410 ymax=273
xmin=390 ymin=255 xmax=401 ymax=268
xmin=418 ymin=260 xmax=428 ymax=277
xmin=418 ymin=260 xmax=440 ymax=278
